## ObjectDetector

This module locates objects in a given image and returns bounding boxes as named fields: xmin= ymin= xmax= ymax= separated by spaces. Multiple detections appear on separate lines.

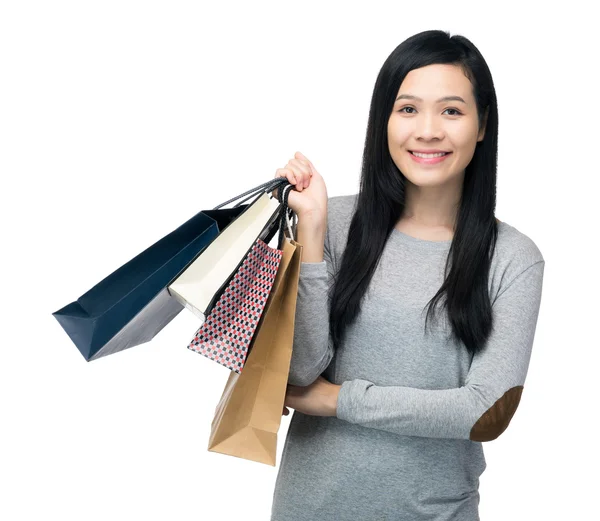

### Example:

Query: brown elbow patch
xmin=470 ymin=386 xmax=523 ymax=442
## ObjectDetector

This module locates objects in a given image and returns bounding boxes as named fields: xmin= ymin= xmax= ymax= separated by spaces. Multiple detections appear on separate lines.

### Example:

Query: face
xmin=387 ymin=63 xmax=487 ymax=189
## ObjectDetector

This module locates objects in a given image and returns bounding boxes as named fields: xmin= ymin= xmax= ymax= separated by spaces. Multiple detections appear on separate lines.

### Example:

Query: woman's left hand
xmin=284 ymin=376 xmax=341 ymax=417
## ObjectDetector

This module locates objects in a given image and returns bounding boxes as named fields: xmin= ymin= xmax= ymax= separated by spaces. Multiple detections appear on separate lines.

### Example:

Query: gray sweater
xmin=270 ymin=194 xmax=545 ymax=521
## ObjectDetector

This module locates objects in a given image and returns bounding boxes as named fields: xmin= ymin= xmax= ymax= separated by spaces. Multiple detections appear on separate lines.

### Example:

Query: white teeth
xmin=412 ymin=151 xmax=448 ymax=158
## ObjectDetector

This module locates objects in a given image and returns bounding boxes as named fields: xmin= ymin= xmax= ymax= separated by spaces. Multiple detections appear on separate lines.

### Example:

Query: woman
xmin=270 ymin=30 xmax=545 ymax=521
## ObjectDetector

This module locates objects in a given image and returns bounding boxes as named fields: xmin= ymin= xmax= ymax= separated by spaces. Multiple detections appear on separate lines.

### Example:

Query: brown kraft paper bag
xmin=207 ymin=235 xmax=302 ymax=466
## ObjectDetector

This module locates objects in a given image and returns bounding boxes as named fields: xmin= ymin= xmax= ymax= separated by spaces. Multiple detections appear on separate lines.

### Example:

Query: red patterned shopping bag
xmin=186 ymin=237 xmax=284 ymax=373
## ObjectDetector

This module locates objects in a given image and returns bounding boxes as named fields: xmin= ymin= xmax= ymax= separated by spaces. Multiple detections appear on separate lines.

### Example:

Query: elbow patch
xmin=470 ymin=386 xmax=524 ymax=442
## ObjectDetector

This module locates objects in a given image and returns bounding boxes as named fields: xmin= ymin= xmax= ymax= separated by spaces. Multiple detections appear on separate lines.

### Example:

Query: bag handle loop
xmin=212 ymin=177 xmax=290 ymax=210
xmin=211 ymin=177 xmax=296 ymax=250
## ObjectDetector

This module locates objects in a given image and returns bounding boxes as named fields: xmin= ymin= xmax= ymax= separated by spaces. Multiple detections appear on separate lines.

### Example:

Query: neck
xmin=402 ymin=186 xmax=461 ymax=229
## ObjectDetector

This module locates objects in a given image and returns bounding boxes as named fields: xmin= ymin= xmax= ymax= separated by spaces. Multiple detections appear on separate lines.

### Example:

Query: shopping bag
xmin=52 ymin=177 xmax=291 ymax=362
xmin=187 ymin=202 xmax=297 ymax=373
xmin=51 ymin=212 xmax=222 ymax=361
xmin=207 ymin=183 xmax=302 ymax=466
xmin=167 ymin=178 xmax=292 ymax=322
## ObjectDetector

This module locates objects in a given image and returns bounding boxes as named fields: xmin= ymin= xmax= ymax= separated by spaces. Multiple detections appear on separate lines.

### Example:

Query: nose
xmin=415 ymin=113 xmax=445 ymax=141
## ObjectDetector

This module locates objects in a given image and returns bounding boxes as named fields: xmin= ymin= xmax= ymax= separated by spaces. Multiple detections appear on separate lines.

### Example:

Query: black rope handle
xmin=275 ymin=183 xmax=295 ymax=250
xmin=260 ymin=182 xmax=297 ymax=250
xmin=209 ymin=176 xmax=297 ymax=250
xmin=212 ymin=177 xmax=291 ymax=210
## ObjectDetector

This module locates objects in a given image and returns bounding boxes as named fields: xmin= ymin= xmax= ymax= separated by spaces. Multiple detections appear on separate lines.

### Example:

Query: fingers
xmin=275 ymin=168 xmax=300 ymax=193
xmin=293 ymin=153 xmax=314 ymax=189
xmin=288 ymin=161 xmax=310 ymax=191
xmin=295 ymin=151 xmax=317 ymax=178
xmin=274 ymin=152 xmax=314 ymax=192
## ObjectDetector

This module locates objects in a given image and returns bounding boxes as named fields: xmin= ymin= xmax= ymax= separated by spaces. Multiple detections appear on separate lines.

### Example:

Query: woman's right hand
xmin=273 ymin=151 xmax=328 ymax=220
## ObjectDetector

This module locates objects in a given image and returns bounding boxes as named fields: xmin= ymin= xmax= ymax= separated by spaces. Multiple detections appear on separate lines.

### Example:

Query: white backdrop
xmin=1 ymin=1 xmax=597 ymax=520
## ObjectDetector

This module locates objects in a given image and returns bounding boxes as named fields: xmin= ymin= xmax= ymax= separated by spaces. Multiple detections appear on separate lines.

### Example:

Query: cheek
xmin=450 ymin=121 xmax=480 ymax=146
xmin=387 ymin=125 xmax=411 ymax=148
xmin=386 ymin=121 xmax=395 ymax=143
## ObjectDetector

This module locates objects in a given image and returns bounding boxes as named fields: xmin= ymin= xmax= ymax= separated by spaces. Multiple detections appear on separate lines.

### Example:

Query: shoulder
xmin=322 ymin=193 xmax=359 ymax=268
xmin=325 ymin=193 xmax=359 ymax=237
xmin=490 ymin=220 xmax=545 ymax=297
xmin=494 ymin=220 xmax=545 ymax=267
xmin=323 ymin=196 xmax=545 ymax=286
xmin=326 ymin=193 xmax=359 ymax=221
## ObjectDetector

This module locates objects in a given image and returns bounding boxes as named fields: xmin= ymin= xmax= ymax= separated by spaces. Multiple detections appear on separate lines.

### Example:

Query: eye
xmin=397 ymin=106 xmax=463 ymax=116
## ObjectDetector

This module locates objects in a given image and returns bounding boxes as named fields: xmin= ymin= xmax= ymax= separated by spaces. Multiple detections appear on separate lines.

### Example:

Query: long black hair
xmin=329 ymin=30 xmax=499 ymax=358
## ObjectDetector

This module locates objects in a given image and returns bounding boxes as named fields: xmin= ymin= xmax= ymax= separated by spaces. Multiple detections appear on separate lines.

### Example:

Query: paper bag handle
xmin=212 ymin=177 xmax=291 ymax=210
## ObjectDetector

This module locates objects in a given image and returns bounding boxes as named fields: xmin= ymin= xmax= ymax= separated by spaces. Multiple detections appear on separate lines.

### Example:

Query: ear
xmin=477 ymin=106 xmax=489 ymax=142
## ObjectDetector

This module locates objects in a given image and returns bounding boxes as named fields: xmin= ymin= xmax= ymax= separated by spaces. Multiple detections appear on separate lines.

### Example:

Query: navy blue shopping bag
xmin=52 ymin=177 xmax=291 ymax=362
xmin=52 ymin=207 xmax=250 ymax=362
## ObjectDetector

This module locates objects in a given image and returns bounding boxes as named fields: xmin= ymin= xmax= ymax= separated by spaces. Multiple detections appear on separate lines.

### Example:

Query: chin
xmin=402 ymin=171 xmax=460 ymax=187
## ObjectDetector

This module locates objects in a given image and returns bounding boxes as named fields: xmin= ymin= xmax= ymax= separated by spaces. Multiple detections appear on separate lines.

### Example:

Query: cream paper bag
xmin=168 ymin=187 xmax=283 ymax=322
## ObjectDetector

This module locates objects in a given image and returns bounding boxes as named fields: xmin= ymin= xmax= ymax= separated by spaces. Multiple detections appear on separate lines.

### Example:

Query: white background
xmin=1 ymin=1 xmax=598 ymax=520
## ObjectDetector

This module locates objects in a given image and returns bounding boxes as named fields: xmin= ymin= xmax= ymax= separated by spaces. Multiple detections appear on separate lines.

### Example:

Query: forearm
xmin=336 ymin=380 xmax=497 ymax=441
xmin=287 ymin=212 xmax=335 ymax=387
xmin=295 ymin=212 xmax=326 ymax=262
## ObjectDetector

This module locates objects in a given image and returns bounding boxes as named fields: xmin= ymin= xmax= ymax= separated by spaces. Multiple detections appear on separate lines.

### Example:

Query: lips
xmin=408 ymin=150 xmax=452 ymax=165
xmin=409 ymin=151 xmax=451 ymax=155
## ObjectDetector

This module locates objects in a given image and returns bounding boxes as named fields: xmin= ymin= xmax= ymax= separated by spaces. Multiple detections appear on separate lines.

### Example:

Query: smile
xmin=408 ymin=151 xmax=452 ymax=165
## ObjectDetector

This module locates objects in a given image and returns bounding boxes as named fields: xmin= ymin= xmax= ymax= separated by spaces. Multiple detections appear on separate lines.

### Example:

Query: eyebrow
xmin=395 ymin=94 xmax=467 ymax=104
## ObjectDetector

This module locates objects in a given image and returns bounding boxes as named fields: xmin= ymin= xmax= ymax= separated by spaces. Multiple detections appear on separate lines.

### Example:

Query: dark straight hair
xmin=329 ymin=30 xmax=499 ymax=358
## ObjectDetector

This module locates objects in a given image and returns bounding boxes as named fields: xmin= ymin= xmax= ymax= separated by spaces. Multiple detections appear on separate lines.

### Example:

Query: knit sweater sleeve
xmin=286 ymin=206 xmax=337 ymax=387
xmin=335 ymin=258 xmax=546 ymax=442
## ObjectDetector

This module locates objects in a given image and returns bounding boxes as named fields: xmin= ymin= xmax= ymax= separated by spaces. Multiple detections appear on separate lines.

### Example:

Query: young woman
xmin=270 ymin=30 xmax=545 ymax=521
